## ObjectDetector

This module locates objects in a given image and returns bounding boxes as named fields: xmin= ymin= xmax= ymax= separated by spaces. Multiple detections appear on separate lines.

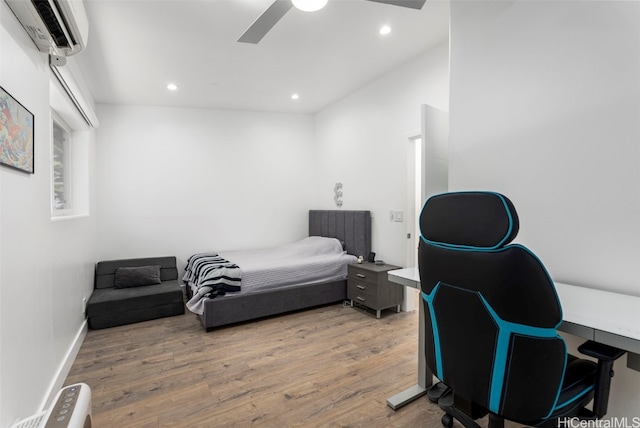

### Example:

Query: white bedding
xmin=218 ymin=236 xmax=357 ymax=294
xmin=186 ymin=236 xmax=357 ymax=314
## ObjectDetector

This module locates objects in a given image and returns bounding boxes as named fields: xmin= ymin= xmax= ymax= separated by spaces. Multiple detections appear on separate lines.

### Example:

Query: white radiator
xmin=11 ymin=383 xmax=92 ymax=428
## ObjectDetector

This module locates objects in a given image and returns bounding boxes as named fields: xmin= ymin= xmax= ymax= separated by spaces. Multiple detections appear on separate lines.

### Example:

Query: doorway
xmin=403 ymin=105 xmax=450 ymax=311
xmin=403 ymin=134 xmax=422 ymax=312
xmin=406 ymin=135 xmax=422 ymax=269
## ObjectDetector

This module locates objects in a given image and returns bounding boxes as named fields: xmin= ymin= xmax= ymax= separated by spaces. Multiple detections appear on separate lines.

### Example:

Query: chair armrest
xmin=578 ymin=340 xmax=626 ymax=362
xmin=577 ymin=340 xmax=626 ymax=418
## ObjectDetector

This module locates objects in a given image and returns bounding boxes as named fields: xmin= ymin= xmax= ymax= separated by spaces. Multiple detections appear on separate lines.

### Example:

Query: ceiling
xmin=74 ymin=0 xmax=450 ymax=114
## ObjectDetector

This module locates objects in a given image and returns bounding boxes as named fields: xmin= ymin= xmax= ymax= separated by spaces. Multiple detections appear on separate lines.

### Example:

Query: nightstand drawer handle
xmin=356 ymin=274 xmax=366 ymax=279
xmin=356 ymin=285 xmax=366 ymax=290
xmin=356 ymin=297 xmax=366 ymax=302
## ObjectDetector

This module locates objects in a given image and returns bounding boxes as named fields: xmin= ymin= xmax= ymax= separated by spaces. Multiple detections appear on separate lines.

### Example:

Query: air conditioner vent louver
xmin=33 ymin=0 xmax=74 ymax=48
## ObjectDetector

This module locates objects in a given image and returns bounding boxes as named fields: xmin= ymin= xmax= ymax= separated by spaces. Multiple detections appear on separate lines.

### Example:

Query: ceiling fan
xmin=238 ymin=0 xmax=427 ymax=44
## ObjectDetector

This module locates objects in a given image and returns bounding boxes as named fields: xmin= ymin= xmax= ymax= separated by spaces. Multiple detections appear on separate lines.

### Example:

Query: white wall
xmin=449 ymin=0 xmax=640 ymax=418
xmin=94 ymin=105 xmax=316 ymax=268
xmin=94 ymin=41 xmax=450 ymax=292
xmin=0 ymin=3 xmax=97 ymax=426
xmin=314 ymin=43 xmax=450 ymax=267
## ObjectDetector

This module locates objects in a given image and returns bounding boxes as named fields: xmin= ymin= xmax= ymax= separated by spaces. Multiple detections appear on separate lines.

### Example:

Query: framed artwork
xmin=0 ymin=86 xmax=34 ymax=174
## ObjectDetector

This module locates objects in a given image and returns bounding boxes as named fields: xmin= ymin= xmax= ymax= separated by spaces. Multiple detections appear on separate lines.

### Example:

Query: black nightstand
xmin=347 ymin=262 xmax=403 ymax=318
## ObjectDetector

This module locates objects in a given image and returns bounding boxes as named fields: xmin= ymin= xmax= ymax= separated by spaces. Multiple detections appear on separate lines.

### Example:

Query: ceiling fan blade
xmin=366 ymin=0 xmax=426 ymax=10
xmin=238 ymin=0 xmax=293 ymax=44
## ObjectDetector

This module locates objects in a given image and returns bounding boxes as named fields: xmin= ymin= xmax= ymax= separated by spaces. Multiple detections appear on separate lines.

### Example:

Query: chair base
xmin=435 ymin=392 xmax=605 ymax=428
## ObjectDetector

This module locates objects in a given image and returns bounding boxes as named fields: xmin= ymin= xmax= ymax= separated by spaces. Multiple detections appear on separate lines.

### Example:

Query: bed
xmin=185 ymin=210 xmax=371 ymax=331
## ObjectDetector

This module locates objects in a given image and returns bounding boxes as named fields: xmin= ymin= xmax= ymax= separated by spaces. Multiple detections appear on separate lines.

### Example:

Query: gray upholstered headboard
xmin=309 ymin=210 xmax=371 ymax=258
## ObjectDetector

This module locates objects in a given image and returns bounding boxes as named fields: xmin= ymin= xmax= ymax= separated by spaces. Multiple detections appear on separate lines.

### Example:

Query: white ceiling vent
xmin=5 ymin=0 xmax=88 ymax=56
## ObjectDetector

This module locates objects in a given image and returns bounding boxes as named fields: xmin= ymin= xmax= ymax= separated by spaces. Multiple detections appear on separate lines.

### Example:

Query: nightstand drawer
xmin=350 ymin=293 xmax=379 ymax=307
xmin=347 ymin=265 xmax=377 ymax=285
xmin=348 ymin=280 xmax=373 ymax=293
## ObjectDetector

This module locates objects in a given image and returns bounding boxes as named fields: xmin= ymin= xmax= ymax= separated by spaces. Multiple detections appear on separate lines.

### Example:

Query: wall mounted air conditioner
xmin=5 ymin=0 xmax=88 ymax=56
xmin=11 ymin=383 xmax=92 ymax=428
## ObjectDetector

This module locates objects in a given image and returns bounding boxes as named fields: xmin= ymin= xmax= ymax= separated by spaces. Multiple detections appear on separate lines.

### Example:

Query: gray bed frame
xmin=194 ymin=210 xmax=371 ymax=331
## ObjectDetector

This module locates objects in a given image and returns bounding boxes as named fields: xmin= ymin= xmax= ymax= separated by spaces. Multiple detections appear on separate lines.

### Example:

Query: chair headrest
xmin=420 ymin=191 xmax=519 ymax=250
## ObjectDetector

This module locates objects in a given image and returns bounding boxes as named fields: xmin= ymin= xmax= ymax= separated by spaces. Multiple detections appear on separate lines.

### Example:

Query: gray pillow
xmin=114 ymin=265 xmax=162 ymax=288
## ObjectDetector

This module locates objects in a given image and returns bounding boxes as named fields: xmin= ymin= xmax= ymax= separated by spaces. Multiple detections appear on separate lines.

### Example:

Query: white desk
xmin=554 ymin=282 xmax=640 ymax=355
xmin=386 ymin=268 xmax=640 ymax=410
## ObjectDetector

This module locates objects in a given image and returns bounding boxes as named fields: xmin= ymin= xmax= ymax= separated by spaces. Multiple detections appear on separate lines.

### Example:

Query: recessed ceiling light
xmin=291 ymin=93 xmax=300 ymax=100
xmin=291 ymin=0 xmax=327 ymax=12
xmin=379 ymin=25 xmax=392 ymax=36
xmin=166 ymin=83 xmax=178 ymax=91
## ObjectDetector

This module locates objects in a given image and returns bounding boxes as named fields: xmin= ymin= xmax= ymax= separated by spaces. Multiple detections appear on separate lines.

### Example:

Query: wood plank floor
xmin=65 ymin=303 xmax=526 ymax=427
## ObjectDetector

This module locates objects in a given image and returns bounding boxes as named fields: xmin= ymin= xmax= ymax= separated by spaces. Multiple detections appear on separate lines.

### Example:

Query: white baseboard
xmin=39 ymin=319 xmax=88 ymax=411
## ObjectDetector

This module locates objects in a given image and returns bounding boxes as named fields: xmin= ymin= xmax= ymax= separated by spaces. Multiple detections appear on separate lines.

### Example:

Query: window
xmin=52 ymin=116 xmax=72 ymax=215
xmin=49 ymin=73 xmax=92 ymax=220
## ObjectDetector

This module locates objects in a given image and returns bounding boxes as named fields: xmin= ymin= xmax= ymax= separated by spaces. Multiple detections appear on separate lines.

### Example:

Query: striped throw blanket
xmin=184 ymin=252 xmax=241 ymax=314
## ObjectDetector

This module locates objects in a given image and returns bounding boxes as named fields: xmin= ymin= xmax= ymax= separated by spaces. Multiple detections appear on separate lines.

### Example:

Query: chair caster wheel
xmin=441 ymin=414 xmax=453 ymax=428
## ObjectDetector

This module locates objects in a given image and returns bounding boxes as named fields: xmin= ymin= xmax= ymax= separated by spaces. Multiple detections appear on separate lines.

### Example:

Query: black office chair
xmin=418 ymin=191 xmax=625 ymax=428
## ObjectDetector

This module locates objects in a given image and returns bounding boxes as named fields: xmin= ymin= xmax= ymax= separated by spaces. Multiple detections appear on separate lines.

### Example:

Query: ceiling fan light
xmin=291 ymin=0 xmax=328 ymax=12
